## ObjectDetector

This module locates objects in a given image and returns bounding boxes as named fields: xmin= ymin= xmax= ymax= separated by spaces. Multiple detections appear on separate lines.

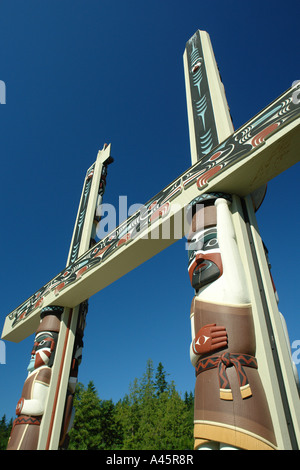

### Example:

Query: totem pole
xmin=6 ymin=145 xmax=113 ymax=450
xmin=187 ymin=193 xmax=276 ymax=449
xmin=183 ymin=30 xmax=298 ymax=450
xmin=58 ymin=300 xmax=88 ymax=448
xmin=58 ymin=151 xmax=113 ymax=449
xmin=2 ymin=31 xmax=300 ymax=450
xmin=7 ymin=306 xmax=63 ymax=450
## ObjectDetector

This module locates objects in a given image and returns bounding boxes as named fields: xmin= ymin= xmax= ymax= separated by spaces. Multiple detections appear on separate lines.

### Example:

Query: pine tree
xmin=68 ymin=360 xmax=194 ymax=450
xmin=155 ymin=362 xmax=169 ymax=396
xmin=159 ymin=385 xmax=193 ymax=450
xmin=136 ymin=361 xmax=157 ymax=449
xmin=98 ymin=398 xmax=122 ymax=450
xmin=0 ymin=414 xmax=12 ymax=450
xmin=184 ymin=390 xmax=194 ymax=409
xmin=116 ymin=361 xmax=194 ymax=450
xmin=116 ymin=378 xmax=143 ymax=450
xmin=68 ymin=381 xmax=103 ymax=449
xmin=68 ymin=381 xmax=123 ymax=450
xmin=140 ymin=358 xmax=155 ymax=400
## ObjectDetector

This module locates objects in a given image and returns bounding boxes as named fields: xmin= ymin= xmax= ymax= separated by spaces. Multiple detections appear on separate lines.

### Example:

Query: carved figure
xmin=59 ymin=301 xmax=87 ymax=448
xmin=7 ymin=306 xmax=63 ymax=450
xmin=187 ymin=193 xmax=277 ymax=450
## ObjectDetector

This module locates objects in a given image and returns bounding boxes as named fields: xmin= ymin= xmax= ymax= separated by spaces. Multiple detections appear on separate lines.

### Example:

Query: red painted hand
xmin=16 ymin=397 xmax=24 ymax=416
xmin=192 ymin=323 xmax=227 ymax=356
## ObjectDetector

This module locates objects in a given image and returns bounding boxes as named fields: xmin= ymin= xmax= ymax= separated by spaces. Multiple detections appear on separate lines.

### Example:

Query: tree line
xmin=0 ymin=359 xmax=194 ymax=450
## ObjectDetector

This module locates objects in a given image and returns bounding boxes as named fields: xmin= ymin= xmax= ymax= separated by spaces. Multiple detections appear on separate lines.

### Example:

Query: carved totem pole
xmin=7 ymin=306 xmax=63 ymax=450
xmin=187 ymin=193 xmax=276 ymax=449
xmin=183 ymin=30 xmax=298 ymax=450
xmin=6 ymin=145 xmax=113 ymax=450
xmin=2 ymin=31 xmax=300 ymax=450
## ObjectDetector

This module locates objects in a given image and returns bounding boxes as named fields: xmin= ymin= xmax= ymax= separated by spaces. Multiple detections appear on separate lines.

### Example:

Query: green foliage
xmin=68 ymin=359 xmax=194 ymax=450
xmin=0 ymin=415 xmax=12 ymax=450
xmin=68 ymin=380 xmax=122 ymax=450
xmin=0 ymin=360 xmax=194 ymax=450
xmin=155 ymin=362 xmax=169 ymax=396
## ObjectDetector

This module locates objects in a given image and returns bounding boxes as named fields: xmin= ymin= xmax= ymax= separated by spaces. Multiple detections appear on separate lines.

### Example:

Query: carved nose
xmin=192 ymin=263 xmax=203 ymax=291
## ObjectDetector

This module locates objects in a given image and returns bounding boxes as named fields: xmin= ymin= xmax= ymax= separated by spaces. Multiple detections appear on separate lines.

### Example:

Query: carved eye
xmin=191 ymin=60 xmax=202 ymax=73
xmin=206 ymin=238 xmax=218 ymax=248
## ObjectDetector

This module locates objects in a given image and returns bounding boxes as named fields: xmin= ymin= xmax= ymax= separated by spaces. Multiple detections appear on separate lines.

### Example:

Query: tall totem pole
xmin=2 ymin=31 xmax=300 ymax=451
xmin=6 ymin=145 xmax=113 ymax=450
xmin=184 ymin=30 xmax=299 ymax=450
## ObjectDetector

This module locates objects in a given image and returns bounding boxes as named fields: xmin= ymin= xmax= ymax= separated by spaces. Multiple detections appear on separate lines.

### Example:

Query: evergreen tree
xmin=135 ymin=362 xmax=157 ymax=449
xmin=116 ymin=378 xmax=142 ymax=450
xmin=116 ymin=361 xmax=194 ymax=450
xmin=159 ymin=386 xmax=193 ymax=450
xmin=68 ymin=381 xmax=103 ymax=449
xmin=155 ymin=362 xmax=169 ymax=396
xmin=140 ymin=358 xmax=155 ymax=400
xmin=135 ymin=383 xmax=192 ymax=450
xmin=69 ymin=381 xmax=123 ymax=450
xmin=184 ymin=390 xmax=194 ymax=409
xmin=98 ymin=398 xmax=122 ymax=450
xmin=0 ymin=415 xmax=12 ymax=450
xmin=68 ymin=360 xmax=194 ymax=450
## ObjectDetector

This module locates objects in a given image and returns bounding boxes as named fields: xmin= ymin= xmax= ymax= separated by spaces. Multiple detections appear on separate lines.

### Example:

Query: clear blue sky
xmin=0 ymin=1 xmax=299 ymax=421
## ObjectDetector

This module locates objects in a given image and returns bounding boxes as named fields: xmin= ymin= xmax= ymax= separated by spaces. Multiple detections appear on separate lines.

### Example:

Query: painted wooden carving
xmin=187 ymin=193 xmax=277 ymax=450
xmin=4 ymin=84 xmax=299 ymax=337
xmin=7 ymin=306 xmax=63 ymax=450
xmin=59 ymin=301 xmax=87 ymax=448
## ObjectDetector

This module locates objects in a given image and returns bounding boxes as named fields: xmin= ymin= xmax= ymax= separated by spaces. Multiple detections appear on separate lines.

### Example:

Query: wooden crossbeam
xmin=2 ymin=85 xmax=300 ymax=343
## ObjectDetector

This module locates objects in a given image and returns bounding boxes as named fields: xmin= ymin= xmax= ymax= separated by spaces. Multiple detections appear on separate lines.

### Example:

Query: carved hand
xmin=16 ymin=397 xmax=24 ymax=416
xmin=192 ymin=323 xmax=227 ymax=355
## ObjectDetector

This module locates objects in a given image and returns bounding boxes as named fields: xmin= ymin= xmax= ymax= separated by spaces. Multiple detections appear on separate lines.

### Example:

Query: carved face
xmin=27 ymin=331 xmax=58 ymax=373
xmin=188 ymin=204 xmax=223 ymax=291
